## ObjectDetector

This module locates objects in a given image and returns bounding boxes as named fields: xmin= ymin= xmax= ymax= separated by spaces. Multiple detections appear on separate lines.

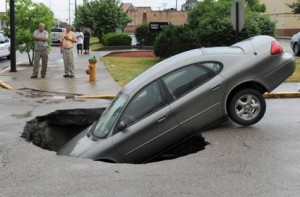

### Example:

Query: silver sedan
xmin=58 ymin=35 xmax=295 ymax=163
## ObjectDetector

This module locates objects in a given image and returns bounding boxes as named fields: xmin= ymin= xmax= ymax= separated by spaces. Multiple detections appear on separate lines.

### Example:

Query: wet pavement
xmin=0 ymin=47 xmax=120 ymax=95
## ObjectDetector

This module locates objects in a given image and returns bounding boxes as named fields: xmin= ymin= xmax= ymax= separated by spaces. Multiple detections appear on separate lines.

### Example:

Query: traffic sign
xmin=231 ymin=0 xmax=245 ymax=33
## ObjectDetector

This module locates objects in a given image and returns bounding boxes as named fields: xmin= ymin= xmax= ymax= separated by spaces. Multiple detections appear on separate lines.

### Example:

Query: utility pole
xmin=75 ymin=0 xmax=77 ymax=22
xmin=68 ymin=0 xmax=71 ymax=24
xmin=9 ymin=0 xmax=16 ymax=72
xmin=175 ymin=0 xmax=178 ymax=10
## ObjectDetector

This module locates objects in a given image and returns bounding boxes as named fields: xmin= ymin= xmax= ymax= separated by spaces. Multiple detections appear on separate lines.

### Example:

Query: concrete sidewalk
xmin=0 ymin=50 xmax=120 ymax=95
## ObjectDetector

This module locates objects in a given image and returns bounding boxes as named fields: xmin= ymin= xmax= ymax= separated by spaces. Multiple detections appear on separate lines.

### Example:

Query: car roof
xmin=122 ymin=35 xmax=275 ymax=95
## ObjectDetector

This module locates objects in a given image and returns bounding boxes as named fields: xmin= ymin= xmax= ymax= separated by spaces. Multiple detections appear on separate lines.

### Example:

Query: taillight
xmin=271 ymin=40 xmax=283 ymax=55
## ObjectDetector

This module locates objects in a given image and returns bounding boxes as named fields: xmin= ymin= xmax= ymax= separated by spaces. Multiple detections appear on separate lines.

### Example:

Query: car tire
xmin=293 ymin=43 xmax=300 ymax=56
xmin=228 ymin=89 xmax=266 ymax=126
xmin=7 ymin=54 xmax=10 ymax=60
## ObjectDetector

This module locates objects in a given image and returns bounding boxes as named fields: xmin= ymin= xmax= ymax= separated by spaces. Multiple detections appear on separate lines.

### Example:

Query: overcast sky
xmin=0 ymin=0 xmax=186 ymax=22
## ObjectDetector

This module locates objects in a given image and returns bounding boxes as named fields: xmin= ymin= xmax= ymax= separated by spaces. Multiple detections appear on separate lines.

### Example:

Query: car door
xmin=161 ymin=62 xmax=226 ymax=136
xmin=112 ymin=80 xmax=185 ymax=163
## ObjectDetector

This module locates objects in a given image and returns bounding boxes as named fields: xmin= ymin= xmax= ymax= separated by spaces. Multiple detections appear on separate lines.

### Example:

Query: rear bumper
xmin=263 ymin=53 xmax=295 ymax=92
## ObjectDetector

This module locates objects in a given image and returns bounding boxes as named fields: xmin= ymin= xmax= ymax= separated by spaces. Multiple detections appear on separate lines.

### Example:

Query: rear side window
xmin=162 ymin=63 xmax=217 ymax=99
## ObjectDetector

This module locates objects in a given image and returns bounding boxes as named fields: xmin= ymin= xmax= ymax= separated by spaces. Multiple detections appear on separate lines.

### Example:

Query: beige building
xmin=260 ymin=0 xmax=300 ymax=36
xmin=121 ymin=3 xmax=188 ymax=32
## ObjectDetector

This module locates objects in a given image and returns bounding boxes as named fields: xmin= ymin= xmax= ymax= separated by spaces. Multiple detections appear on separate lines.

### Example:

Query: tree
xmin=246 ymin=0 xmax=266 ymax=12
xmin=181 ymin=0 xmax=199 ymax=11
xmin=188 ymin=0 xmax=275 ymax=47
xmin=287 ymin=0 xmax=300 ymax=14
xmin=154 ymin=25 xmax=201 ymax=58
xmin=74 ymin=0 xmax=132 ymax=40
xmin=2 ymin=0 xmax=54 ymax=65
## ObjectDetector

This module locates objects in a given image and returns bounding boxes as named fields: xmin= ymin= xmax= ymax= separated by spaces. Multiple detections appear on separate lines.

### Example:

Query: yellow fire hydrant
xmin=86 ymin=56 xmax=97 ymax=82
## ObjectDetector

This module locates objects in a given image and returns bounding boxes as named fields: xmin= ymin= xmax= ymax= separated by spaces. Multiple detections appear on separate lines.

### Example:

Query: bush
xmin=135 ymin=23 xmax=159 ymax=46
xmin=101 ymin=32 xmax=132 ymax=46
xmin=154 ymin=25 xmax=201 ymax=58
xmin=188 ymin=0 xmax=276 ymax=47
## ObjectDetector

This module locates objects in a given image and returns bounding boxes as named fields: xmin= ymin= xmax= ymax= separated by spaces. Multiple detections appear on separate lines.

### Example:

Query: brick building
xmin=121 ymin=3 xmax=188 ymax=33
xmin=260 ymin=0 xmax=300 ymax=37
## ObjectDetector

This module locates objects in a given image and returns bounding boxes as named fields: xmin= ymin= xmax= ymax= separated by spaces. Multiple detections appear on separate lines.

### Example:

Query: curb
xmin=264 ymin=92 xmax=300 ymax=98
xmin=75 ymin=94 xmax=116 ymax=100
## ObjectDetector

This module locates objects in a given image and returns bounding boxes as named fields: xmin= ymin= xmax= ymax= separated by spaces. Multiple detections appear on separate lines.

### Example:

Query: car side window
xmin=162 ymin=64 xmax=213 ymax=99
xmin=202 ymin=62 xmax=222 ymax=74
xmin=121 ymin=81 xmax=166 ymax=126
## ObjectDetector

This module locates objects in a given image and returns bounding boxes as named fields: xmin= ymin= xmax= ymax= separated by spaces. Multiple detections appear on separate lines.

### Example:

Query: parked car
xmin=0 ymin=32 xmax=10 ymax=59
xmin=51 ymin=27 xmax=64 ymax=44
xmin=290 ymin=32 xmax=300 ymax=56
xmin=58 ymin=35 xmax=295 ymax=164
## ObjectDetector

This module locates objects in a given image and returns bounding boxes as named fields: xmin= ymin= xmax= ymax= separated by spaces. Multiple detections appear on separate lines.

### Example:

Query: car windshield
xmin=93 ymin=91 xmax=128 ymax=138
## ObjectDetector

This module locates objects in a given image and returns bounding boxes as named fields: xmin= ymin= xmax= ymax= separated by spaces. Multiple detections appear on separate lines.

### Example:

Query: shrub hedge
xmin=135 ymin=23 xmax=159 ymax=46
xmin=101 ymin=32 xmax=132 ymax=46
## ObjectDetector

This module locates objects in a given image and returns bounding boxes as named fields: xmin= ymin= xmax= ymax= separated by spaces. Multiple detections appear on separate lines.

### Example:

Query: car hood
xmin=57 ymin=126 xmax=97 ymax=157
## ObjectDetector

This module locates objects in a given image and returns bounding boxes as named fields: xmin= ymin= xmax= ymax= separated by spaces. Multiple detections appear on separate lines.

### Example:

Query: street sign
xmin=231 ymin=0 xmax=245 ymax=33
xmin=148 ymin=22 xmax=169 ymax=33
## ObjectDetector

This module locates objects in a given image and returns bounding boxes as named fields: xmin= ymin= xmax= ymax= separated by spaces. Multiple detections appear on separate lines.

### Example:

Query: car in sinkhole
xmin=58 ymin=35 xmax=295 ymax=164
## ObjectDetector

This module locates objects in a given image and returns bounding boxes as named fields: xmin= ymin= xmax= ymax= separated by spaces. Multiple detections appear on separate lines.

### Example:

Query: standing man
xmin=75 ymin=28 xmax=84 ymax=55
xmin=31 ymin=23 xmax=49 ymax=78
xmin=60 ymin=24 xmax=77 ymax=78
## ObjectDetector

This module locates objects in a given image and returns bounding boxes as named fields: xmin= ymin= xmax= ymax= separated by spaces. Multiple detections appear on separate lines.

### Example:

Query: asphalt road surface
xmin=0 ymin=89 xmax=299 ymax=196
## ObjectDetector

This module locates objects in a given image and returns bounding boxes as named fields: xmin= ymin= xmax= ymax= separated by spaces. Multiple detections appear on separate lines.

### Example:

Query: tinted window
xmin=202 ymin=62 xmax=222 ymax=74
xmin=121 ymin=81 xmax=166 ymax=126
xmin=162 ymin=64 xmax=212 ymax=99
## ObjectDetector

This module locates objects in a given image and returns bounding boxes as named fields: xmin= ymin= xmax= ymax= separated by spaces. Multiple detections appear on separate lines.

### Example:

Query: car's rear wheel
xmin=228 ymin=89 xmax=266 ymax=126
xmin=7 ymin=54 xmax=10 ymax=60
xmin=293 ymin=43 xmax=300 ymax=56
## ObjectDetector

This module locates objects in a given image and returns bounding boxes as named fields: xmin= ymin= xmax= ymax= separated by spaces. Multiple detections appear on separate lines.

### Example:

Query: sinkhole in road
xmin=22 ymin=108 xmax=209 ymax=164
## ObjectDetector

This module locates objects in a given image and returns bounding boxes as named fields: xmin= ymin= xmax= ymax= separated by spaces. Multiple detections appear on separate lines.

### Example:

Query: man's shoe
xmin=63 ymin=74 xmax=70 ymax=78
xmin=69 ymin=75 xmax=75 ymax=78
xmin=41 ymin=76 xmax=45 ymax=78
xmin=31 ymin=75 xmax=37 ymax=78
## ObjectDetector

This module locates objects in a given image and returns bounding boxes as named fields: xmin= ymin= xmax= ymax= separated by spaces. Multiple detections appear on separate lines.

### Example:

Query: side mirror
xmin=117 ymin=121 xmax=127 ymax=131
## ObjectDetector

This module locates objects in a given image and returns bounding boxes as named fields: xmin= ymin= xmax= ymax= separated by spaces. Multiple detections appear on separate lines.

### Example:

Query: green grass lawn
xmin=101 ymin=56 xmax=300 ymax=87
xmin=286 ymin=57 xmax=300 ymax=82
xmin=90 ymin=37 xmax=103 ymax=51
xmin=101 ymin=56 xmax=160 ymax=87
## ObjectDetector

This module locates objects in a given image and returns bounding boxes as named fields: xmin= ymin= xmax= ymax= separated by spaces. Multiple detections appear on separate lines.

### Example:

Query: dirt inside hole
xmin=22 ymin=108 xmax=209 ymax=163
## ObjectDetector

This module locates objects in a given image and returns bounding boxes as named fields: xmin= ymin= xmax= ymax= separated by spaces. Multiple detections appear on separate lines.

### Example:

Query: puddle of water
xmin=12 ymin=111 xmax=33 ymax=119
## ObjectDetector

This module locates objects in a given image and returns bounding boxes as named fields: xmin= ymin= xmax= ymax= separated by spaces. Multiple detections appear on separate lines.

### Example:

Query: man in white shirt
xmin=75 ymin=28 xmax=84 ymax=54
